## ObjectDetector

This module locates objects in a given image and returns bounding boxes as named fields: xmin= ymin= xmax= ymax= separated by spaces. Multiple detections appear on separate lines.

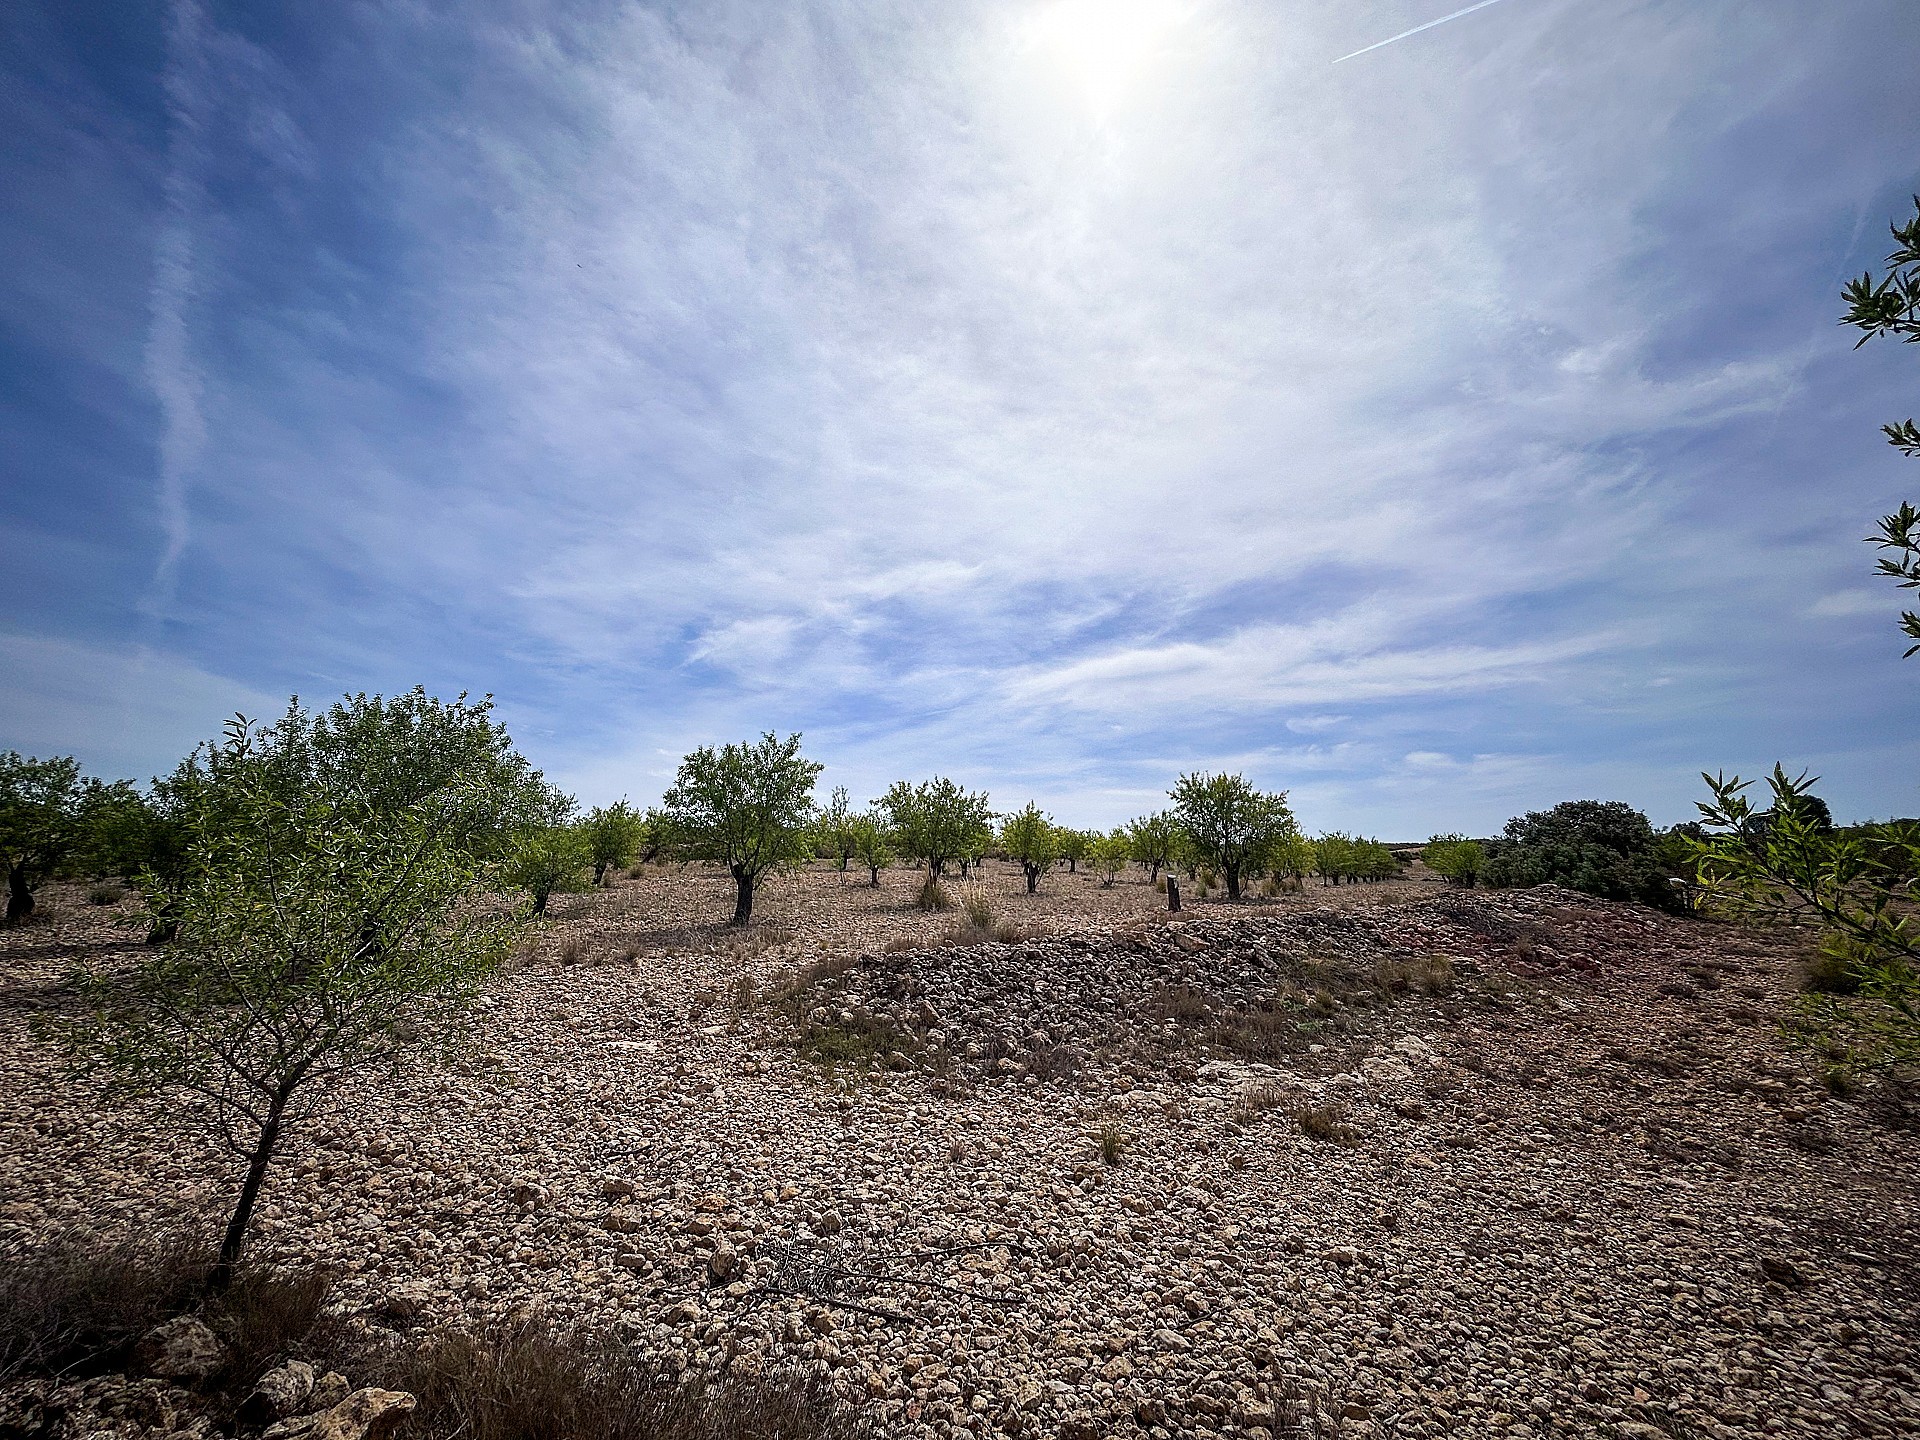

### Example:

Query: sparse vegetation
xmin=1295 ymin=1102 xmax=1360 ymax=1144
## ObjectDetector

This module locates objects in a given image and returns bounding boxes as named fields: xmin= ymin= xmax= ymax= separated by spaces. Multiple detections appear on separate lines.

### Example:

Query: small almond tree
xmin=848 ymin=810 xmax=893 ymax=886
xmin=505 ymin=811 xmax=591 ymax=916
xmin=1169 ymin=772 xmax=1296 ymax=903
xmin=582 ymin=800 xmax=645 ymax=886
xmin=878 ymin=778 xmax=992 ymax=881
xmin=661 ymin=733 xmax=822 ymax=926
xmin=1056 ymin=826 xmax=1090 ymax=875
xmin=1424 ymin=834 xmax=1484 ymax=886
xmin=817 ymin=786 xmax=857 ymax=873
xmin=51 ymin=694 xmax=539 ymax=1291
xmin=1000 ymin=803 xmax=1060 ymax=894
xmin=0 ymin=753 xmax=85 ymax=924
xmin=1090 ymin=829 xmax=1129 ymax=887
xmin=1124 ymin=811 xmax=1177 ymax=883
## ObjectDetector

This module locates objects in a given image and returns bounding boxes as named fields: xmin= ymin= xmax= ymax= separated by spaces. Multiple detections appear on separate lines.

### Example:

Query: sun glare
xmin=1022 ymin=0 xmax=1187 ymax=118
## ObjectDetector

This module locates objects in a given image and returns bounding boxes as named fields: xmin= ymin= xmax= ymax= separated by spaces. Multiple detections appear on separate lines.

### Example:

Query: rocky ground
xmin=2 ymin=864 xmax=1916 ymax=1439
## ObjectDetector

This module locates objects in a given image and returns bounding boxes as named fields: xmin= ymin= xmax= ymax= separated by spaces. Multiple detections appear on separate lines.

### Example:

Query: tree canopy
xmin=52 ymin=696 xmax=534 ymax=1289
xmin=1168 ymin=772 xmax=1296 ymax=902
xmin=878 ymin=778 xmax=992 ymax=880
xmin=661 ymin=732 xmax=822 ymax=926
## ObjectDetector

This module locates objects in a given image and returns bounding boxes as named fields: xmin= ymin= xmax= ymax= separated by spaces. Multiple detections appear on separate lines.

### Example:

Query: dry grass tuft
xmin=915 ymin=876 xmax=954 ymax=912
xmin=1097 ymin=1123 xmax=1129 ymax=1166
xmin=1294 ymin=1103 xmax=1361 ymax=1145
xmin=1373 ymin=953 xmax=1456 ymax=996
xmin=0 ymin=1226 xmax=339 ymax=1386
xmin=376 ymin=1320 xmax=867 ymax=1440
xmin=1231 ymin=1079 xmax=1287 ymax=1125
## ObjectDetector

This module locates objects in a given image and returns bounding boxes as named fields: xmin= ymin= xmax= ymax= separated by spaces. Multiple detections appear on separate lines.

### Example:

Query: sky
xmin=2 ymin=0 xmax=1917 ymax=838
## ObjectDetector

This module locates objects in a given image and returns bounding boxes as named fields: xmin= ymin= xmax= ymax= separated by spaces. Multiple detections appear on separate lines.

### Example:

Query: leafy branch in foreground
xmin=1841 ymin=197 xmax=1920 ymax=654
xmin=1689 ymin=765 xmax=1920 ymax=1070
xmin=47 ymin=695 xmax=532 ymax=1291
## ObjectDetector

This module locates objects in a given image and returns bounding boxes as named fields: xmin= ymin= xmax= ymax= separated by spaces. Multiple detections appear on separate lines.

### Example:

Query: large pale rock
xmin=263 ymin=1387 xmax=416 ymax=1440
xmin=240 ymin=1360 xmax=317 ymax=1423
xmin=136 ymin=1316 xmax=226 ymax=1383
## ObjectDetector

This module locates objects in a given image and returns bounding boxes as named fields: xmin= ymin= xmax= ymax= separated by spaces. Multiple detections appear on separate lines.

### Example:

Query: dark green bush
xmin=1482 ymin=800 xmax=1682 ymax=912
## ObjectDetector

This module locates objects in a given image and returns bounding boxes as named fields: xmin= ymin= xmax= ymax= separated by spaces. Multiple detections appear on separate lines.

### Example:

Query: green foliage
xmin=580 ymin=801 xmax=644 ymax=886
xmin=0 ymin=752 xmax=84 ymax=923
xmin=661 ymin=732 xmax=823 ymax=926
xmin=1481 ymin=799 xmax=1681 ymax=911
xmin=1309 ymin=833 xmax=1396 ymax=885
xmin=878 ymin=778 xmax=992 ymax=880
xmin=1840 ymin=198 xmax=1920 ymax=653
xmin=49 ymin=699 xmax=530 ymax=1287
xmin=1055 ymin=825 xmax=1091 ymax=872
xmin=1264 ymin=830 xmax=1314 ymax=887
xmin=1169 ymin=772 xmax=1296 ymax=902
xmin=999 ymin=803 xmax=1060 ymax=894
xmin=1123 ymin=811 xmax=1178 ymax=880
xmin=816 ymin=786 xmax=857 ymax=871
xmin=1089 ymin=829 xmax=1129 ymax=887
xmin=1424 ymin=833 xmax=1484 ymax=887
xmin=1690 ymin=766 xmax=1920 ymax=1070
xmin=847 ymin=810 xmax=893 ymax=886
xmin=505 ymin=818 xmax=591 ymax=916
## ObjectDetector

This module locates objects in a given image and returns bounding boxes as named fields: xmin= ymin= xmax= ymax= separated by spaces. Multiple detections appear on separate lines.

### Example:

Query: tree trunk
xmin=1225 ymin=865 xmax=1242 ymax=902
xmin=1149 ymin=861 xmax=1161 ymax=883
xmin=6 ymin=866 xmax=33 ymax=924
xmin=1067 ymin=858 xmax=1076 ymax=874
xmin=868 ymin=864 xmax=882 ymax=887
xmin=730 ymin=868 xmax=754 ymax=927
xmin=532 ymin=885 xmax=551 ymax=916
xmin=1024 ymin=864 xmax=1040 ymax=894
xmin=593 ymin=860 xmax=610 ymax=887
xmin=1167 ymin=877 xmax=1181 ymax=912
xmin=209 ymin=1091 xmax=290 ymax=1294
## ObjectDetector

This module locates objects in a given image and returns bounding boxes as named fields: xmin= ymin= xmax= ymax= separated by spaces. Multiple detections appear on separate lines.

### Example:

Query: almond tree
xmin=0 ymin=753 xmax=83 ymax=923
xmin=1123 ymin=811 xmax=1177 ymax=883
xmin=662 ymin=733 xmax=823 ymax=926
xmin=53 ymin=693 xmax=540 ymax=1291
xmin=878 ymin=778 xmax=992 ymax=881
xmin=1000 ymin=803 xmax=1060 ymax=894
xmin=582 ymin=800 xmax=645 ymax=886
xmin=848 ymin=810 xmax=893 ymax=886
xmin=1169 ymin=772 xmax=1296 ymax=903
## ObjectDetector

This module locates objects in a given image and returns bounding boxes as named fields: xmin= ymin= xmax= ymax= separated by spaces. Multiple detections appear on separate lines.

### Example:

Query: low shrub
xmin=0 ymin=1226 xmax=338 ymax=1385
xmin=1294 ymin=1103 xmax=1360 ymax=1144
xmin=374 ymin=1320 xmax=867 ymax=1440
xmin=86 ymin=883 xmax=123 ymax=907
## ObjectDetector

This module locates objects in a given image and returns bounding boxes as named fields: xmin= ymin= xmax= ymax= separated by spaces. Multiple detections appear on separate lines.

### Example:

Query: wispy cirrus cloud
xmin=2 ymin=0 xmax=1916 ymax=834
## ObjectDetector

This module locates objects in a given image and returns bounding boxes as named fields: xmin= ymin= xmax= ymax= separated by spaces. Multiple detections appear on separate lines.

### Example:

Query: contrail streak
xmin=1334 ymin=0 xmax=1516 ymax=63
xmin=142 ymin=0 xmax=209 ymax=617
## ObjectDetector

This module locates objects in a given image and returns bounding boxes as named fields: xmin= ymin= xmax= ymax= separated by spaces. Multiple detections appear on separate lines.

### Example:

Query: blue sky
xmin=2 ymin=0 xmax=1916 ymax=837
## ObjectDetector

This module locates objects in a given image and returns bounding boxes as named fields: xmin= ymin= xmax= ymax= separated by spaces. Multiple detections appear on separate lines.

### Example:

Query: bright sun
xmin=1022 ymin=0 xmax=1187 ymax=118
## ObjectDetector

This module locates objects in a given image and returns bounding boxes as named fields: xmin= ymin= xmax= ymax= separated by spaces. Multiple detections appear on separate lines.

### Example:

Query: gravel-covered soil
xmin=2 ymin=864 xmax=1916 ymax=1440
